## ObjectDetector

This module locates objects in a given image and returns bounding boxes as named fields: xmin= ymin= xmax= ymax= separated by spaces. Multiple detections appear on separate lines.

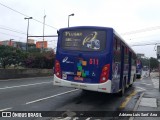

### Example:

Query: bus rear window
xmin=61 ymin=30 xmax=106 ymax=51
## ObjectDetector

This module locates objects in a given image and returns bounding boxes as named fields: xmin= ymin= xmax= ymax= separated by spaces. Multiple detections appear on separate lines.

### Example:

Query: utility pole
xmin=159 ymin=60 xmax=160 ymax=92
xmin=157 ymin=45 xmax=160 ymax=92
xmin=42 ymin=15 xmax=46 ymax=51
xmin=24 ymin=17 xmax=33 ymax=51
xmin=149 ymin=57 xmax=150 ymax=77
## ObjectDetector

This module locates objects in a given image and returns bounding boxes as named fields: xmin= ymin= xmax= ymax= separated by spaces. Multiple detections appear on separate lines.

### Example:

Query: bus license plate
xmin=74 ymin=77 xmax=83 ymax=81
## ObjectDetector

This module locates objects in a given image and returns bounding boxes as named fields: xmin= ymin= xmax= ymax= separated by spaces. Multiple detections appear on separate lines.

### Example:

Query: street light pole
xmin=24 ymin=17 xmax=33 ymax=51
xmin=68 ymin=13 xmax=74 ymax=27
xmin=42 ymin=15 xmax=46 ymax=51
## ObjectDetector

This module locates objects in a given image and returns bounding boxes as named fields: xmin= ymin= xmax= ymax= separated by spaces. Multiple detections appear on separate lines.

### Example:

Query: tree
xmin=43 ymin=50 xmax=55 ymax=69
xmin=24 ymin=50 xmax=55 ymax=69
xmin=0 ymin=45 xmax=55 ymax=69
xmin=141 ymin=58 xmax=149 ymax=67
xmin=0 ymin=45 xmax=27 ymax=69
xmin=150 ymin=57 xmax=159 ymax=70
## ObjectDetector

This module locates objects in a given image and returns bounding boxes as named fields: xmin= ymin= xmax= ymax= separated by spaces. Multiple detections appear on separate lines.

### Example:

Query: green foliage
xmin=29 ymin=48 xmax=41 ymax=53
xmin=24 ymin=50 xmax=55 ymax=69
xmin=150 ymin=57 xmax=159 ymax=70
xmin=141 ymin=58 xmax=149 ymax=67
xmin=0 ymin=45 xmax=27 ymax=69
xmin=0 ymin=45 xmax=55 ymax=69
xmin=140 ymin=57 xmax=159 ymax=70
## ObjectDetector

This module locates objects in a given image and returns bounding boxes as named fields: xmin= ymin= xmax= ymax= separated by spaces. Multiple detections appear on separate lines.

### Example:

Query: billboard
xmin=36 ymin=41 xmax=47 ymax=48
xmin=28 ymin=39 xmax=35 ymax=44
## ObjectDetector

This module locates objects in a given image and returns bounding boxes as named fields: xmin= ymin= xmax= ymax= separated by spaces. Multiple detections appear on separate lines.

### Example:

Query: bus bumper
xmin=53 ymin=75 xmax=111 ymax=93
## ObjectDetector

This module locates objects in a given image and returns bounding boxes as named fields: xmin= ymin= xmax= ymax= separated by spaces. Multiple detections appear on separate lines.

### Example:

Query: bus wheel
xmin=118 ymin=80 xmax=125 ymax=97
xmin=129 ymin=84 xmax=133 ymax=87
xmin=129 ymin=76 xmax=135 ymax=87
xmin=133 ymin=75 xmax=136 ymax=82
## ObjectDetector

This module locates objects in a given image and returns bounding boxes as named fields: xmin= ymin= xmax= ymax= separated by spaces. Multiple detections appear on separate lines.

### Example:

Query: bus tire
xmin=129 ymin=75 xmax=135 ymax=87
xmin=118 ymin=79 xmax=125 ymax=97
xmin=133 ymin=75 xmax=135 ymax=82
xmin=129 ymin=84 xmax=133 ymax=87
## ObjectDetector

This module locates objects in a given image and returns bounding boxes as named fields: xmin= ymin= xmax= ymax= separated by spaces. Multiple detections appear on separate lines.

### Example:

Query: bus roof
xmin=58 ymin=26 xmax=113 ymax=31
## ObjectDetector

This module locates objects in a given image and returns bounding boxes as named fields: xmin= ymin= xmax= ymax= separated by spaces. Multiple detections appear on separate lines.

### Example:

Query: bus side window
xmin=132 ymin=53 xmax=136 ymax=65
xmin=124 ymin=46 xmax=129 ymax=64
xmin=113 ymin=38 xmax=117 ymax=51
xmin=113 ymin=38 xmax=117 ymax=62
xmin=114 ymin=38 xmax=120 ymax=63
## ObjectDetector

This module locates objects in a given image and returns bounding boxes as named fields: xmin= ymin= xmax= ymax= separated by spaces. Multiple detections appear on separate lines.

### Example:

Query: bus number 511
xmin=89 ymin=58 xmax=99 ymax=65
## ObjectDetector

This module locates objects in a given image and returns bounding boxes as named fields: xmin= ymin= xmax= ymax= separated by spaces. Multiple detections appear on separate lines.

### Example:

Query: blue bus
xmin=54 ymin=26 xmax=136 ymax=96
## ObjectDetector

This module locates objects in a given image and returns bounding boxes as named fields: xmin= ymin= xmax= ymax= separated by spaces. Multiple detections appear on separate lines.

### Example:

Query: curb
xmin=129 ymin=92 xmax=144 ymax=120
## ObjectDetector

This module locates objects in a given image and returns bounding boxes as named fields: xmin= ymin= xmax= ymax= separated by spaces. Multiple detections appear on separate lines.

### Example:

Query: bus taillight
xmin=55 ymin=60 xmax=61 ymax=78
xmin=100 ymin=64 xmax=110 ymax=83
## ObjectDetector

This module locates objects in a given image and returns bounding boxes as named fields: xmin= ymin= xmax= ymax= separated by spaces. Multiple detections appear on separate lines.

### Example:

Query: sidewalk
xmin=131 ymin=72 xmax=160 ymax=120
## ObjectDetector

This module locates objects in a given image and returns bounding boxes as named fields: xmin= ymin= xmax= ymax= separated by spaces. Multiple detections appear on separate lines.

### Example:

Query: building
xmin=0 ymin=40 xmax=36 ymax=50
xmin=36 ymin=41 xmax=48 ymax=49
xmin=28 ymin=39 xmax=35 ymax=44
xmin=0 ymin=40 xmax=14 ymax=46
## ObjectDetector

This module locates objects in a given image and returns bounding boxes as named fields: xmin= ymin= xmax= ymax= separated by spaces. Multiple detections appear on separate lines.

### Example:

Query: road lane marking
xmin=0 ymin=81 xmax=52 ymax=90
xmin=135 ymin=86 xmax=146 ymax=90
xmin=119 ymin=90 xmax=137 ymax=109
xmin=141 ymin=83 xmax=152 ymax=85
xmin=26 ymin=89 xmax=79 ymax=105
xmin=0 ymin=76 xmax=53 ymax=82
xmin=0 ymin=107 xmax=12 ymax=111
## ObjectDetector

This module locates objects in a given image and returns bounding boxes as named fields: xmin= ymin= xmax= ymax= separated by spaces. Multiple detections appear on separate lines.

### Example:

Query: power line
xmin=0 ymin=27 xmax=41 ymax=40
xmin=131 ymin=42 xmax=160 ymax=46
xmin=0 ymin=25 xmax=58 ymax=42
xmin=0 ymin=25 xmax=26 ymax=34
xmin=0 ymin=31 xmax=25 ymax=38
xmin=130 ymin=39 xmax=159 ymax=44
xmin=0 ymin=2 xmax=58 ymax=30
xmin=0 ymin=31 xmax=42 ymax=41
xmin=125 ymin=34 xmax=160 ymax=41
xmin=0 ymin=27 xmax=26 ymax=35
xmin=121 ymin=26 xmax=160 ymax=35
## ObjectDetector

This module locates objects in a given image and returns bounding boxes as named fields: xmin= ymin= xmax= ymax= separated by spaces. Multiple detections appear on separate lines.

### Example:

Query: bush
xmin=24 ymin=50 xmax=55 ymax=69
xmin=0 ymin=45 xmax=55 ymax=69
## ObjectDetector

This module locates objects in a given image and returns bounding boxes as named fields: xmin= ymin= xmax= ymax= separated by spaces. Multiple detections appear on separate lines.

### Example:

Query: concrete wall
xmin=0 ymin=69 xmax=53 ymax=80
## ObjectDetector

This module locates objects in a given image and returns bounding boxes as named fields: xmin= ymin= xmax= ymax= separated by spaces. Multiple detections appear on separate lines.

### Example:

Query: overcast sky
xmin=0 ymin=0 xmax=160 ymax=58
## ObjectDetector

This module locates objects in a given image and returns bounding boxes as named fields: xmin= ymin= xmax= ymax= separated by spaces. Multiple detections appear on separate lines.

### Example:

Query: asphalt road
xmin=0 ymin=72 xmax=150 ymax=120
